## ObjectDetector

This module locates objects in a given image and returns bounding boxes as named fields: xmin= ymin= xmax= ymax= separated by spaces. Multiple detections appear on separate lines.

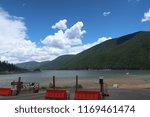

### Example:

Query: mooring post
xmin=99 ymin=78 xmax=104 ymax=94
xmin=53 ymin=76 xmax=55 ymax=89
xmin=76 ymin=75 xmax=78 ymax=90
xmin=16 ymin=77 xmax=22 ymax=95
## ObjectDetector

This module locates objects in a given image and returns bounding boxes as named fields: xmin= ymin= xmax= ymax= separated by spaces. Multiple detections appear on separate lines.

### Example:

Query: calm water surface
xmin=0 ymin=70 xmax=150 ymax=87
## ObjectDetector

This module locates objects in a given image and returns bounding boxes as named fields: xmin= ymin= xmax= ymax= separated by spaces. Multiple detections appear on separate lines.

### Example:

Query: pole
xmin=99 ymin=78 xmax=104 ymax=93
xmin=76 ymin=75 xmax=78 ymax=90
xmin=16 ymin=77 xmax=21 ymax=95
xmin=53 ymin=76 xmax=55 ymax=89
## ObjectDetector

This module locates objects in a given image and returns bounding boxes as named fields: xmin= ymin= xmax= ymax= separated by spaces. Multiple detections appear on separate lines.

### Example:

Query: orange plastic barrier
xmin=0 ymin=88 xmax=12 ymax=96
xmin=45 ymin=89 xmax=67 ymax=100
xmin=74 ymin=90 xmax=101 ymax=100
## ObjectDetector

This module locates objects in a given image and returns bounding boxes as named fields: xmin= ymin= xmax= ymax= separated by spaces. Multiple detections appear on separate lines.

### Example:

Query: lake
xmin=0 ymin=70 xmax=150 ymax=88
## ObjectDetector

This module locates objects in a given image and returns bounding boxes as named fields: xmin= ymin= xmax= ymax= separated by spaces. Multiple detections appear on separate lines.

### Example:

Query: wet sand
xmin=43 ymin=75 xmax=150 ymax=89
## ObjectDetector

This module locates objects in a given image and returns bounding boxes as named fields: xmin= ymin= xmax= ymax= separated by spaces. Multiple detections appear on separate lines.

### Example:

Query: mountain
xmin=40 ymin=55 xmax=75 ymax=69
xmin=17 ymin=31 xmax=150 ymax=70
xmin=16 ymin=61 xmax=39 ymax=69
xmin=16 ymin=61 xmax=49 ymax=70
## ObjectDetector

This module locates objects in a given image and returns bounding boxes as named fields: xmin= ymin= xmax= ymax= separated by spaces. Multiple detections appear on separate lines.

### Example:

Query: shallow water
xmin=0 ymin=70 xmax=150 ymax=87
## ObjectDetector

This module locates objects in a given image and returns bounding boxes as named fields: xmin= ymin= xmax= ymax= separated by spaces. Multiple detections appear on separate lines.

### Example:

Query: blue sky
xmin=0 ymin=0 xmax=150 ymax=63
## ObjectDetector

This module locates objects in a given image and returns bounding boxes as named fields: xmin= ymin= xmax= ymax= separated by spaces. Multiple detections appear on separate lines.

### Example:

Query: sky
xmin=0 ymin=0 xmax=150 ymax=63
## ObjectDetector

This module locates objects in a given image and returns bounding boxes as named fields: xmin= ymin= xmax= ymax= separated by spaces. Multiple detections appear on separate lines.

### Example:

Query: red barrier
xmin=45 ymin=89 xmax=67 ymax=100
xmin=74 ymin=90 xmax=101 ymax=100
xmin=0 ymin=88 xmax=12 ymax=96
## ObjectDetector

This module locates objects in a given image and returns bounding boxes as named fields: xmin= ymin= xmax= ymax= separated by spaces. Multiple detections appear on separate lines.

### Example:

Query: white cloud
xmin=65 ymin=21 xmax=86 ymax=39
xmin=103 ymin=11 xmax=111 ymax=16
xmin=42 ymin=21 xmax=85 ymax=49
xmin=97 ymin=37 xmax=112 ymax=44
xmin=66 ymin=37 xmax=112 ymax=55
xmin=0 ymin=8 xmax=111 ymax=63
xmin=41 ymin=20 xmax=87 ymax=57
xmin=52 ymin=19 xmax=67 ymax=30
xmin=84 ymin=37 xmax=112 ymax=50
xmin=141 ymin=9 xmax=150 ymax=22
xmin=0 ymin=8 xmax=38 ymax=63
xmin=42 ymin=30 xmax=66 ymax=49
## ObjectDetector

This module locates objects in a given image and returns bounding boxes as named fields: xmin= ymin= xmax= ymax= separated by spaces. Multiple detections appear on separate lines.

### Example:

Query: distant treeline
xmin=0 ymin=61 xmax=25 ymax=73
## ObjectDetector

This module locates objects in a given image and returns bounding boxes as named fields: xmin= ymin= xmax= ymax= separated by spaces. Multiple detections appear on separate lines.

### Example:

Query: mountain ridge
xmin=17 ymin=31 xmax=150 ymax=70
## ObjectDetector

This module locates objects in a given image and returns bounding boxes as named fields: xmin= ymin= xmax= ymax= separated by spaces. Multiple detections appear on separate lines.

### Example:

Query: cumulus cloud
xmin=42 ymin=21 xmax=86 ymax=49
xmin=103 ymin=11 xmax=111 ymax=16
xmin=84 ymin=37 xmax=112 ymax=50
xmin=0 ymin=8 xmax=38 ymax=63
xmin=66 ymin=37 xmax=112 ymax=55
xmin=41 ymin=20 xmax=87 ymax=57
xmin=0 ymin=8 xmax=111 ymax=63
xmin=65 ymin=22 xmax=86 ymax=39
xmin=52 ymin=19 xmax=67 ymax=30
xmin=42 ymin=30 xmax=66 ymax=49
xmin=141 ymin=9 xmax=150 ymax=22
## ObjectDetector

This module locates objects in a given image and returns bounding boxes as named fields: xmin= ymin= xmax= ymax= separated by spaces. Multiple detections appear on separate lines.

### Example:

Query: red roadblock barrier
xmin=74 ymin=90 xmax=101 ymax=100
xmin=0 ymin=88 xmax=12 ymax=96
xmin=45 ymin=89 xmax=67 ymax=100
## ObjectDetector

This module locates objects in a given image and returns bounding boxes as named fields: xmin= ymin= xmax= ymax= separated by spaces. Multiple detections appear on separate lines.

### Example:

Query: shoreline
xmin=1 ymin=70 xmax=150 ymax=90
xmin=39 ymin=78 xmax=150 ymax=90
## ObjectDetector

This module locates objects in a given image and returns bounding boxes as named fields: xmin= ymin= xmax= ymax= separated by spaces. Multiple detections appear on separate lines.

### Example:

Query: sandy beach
xmin=42 ymin=74 xmax=150 ymax=89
